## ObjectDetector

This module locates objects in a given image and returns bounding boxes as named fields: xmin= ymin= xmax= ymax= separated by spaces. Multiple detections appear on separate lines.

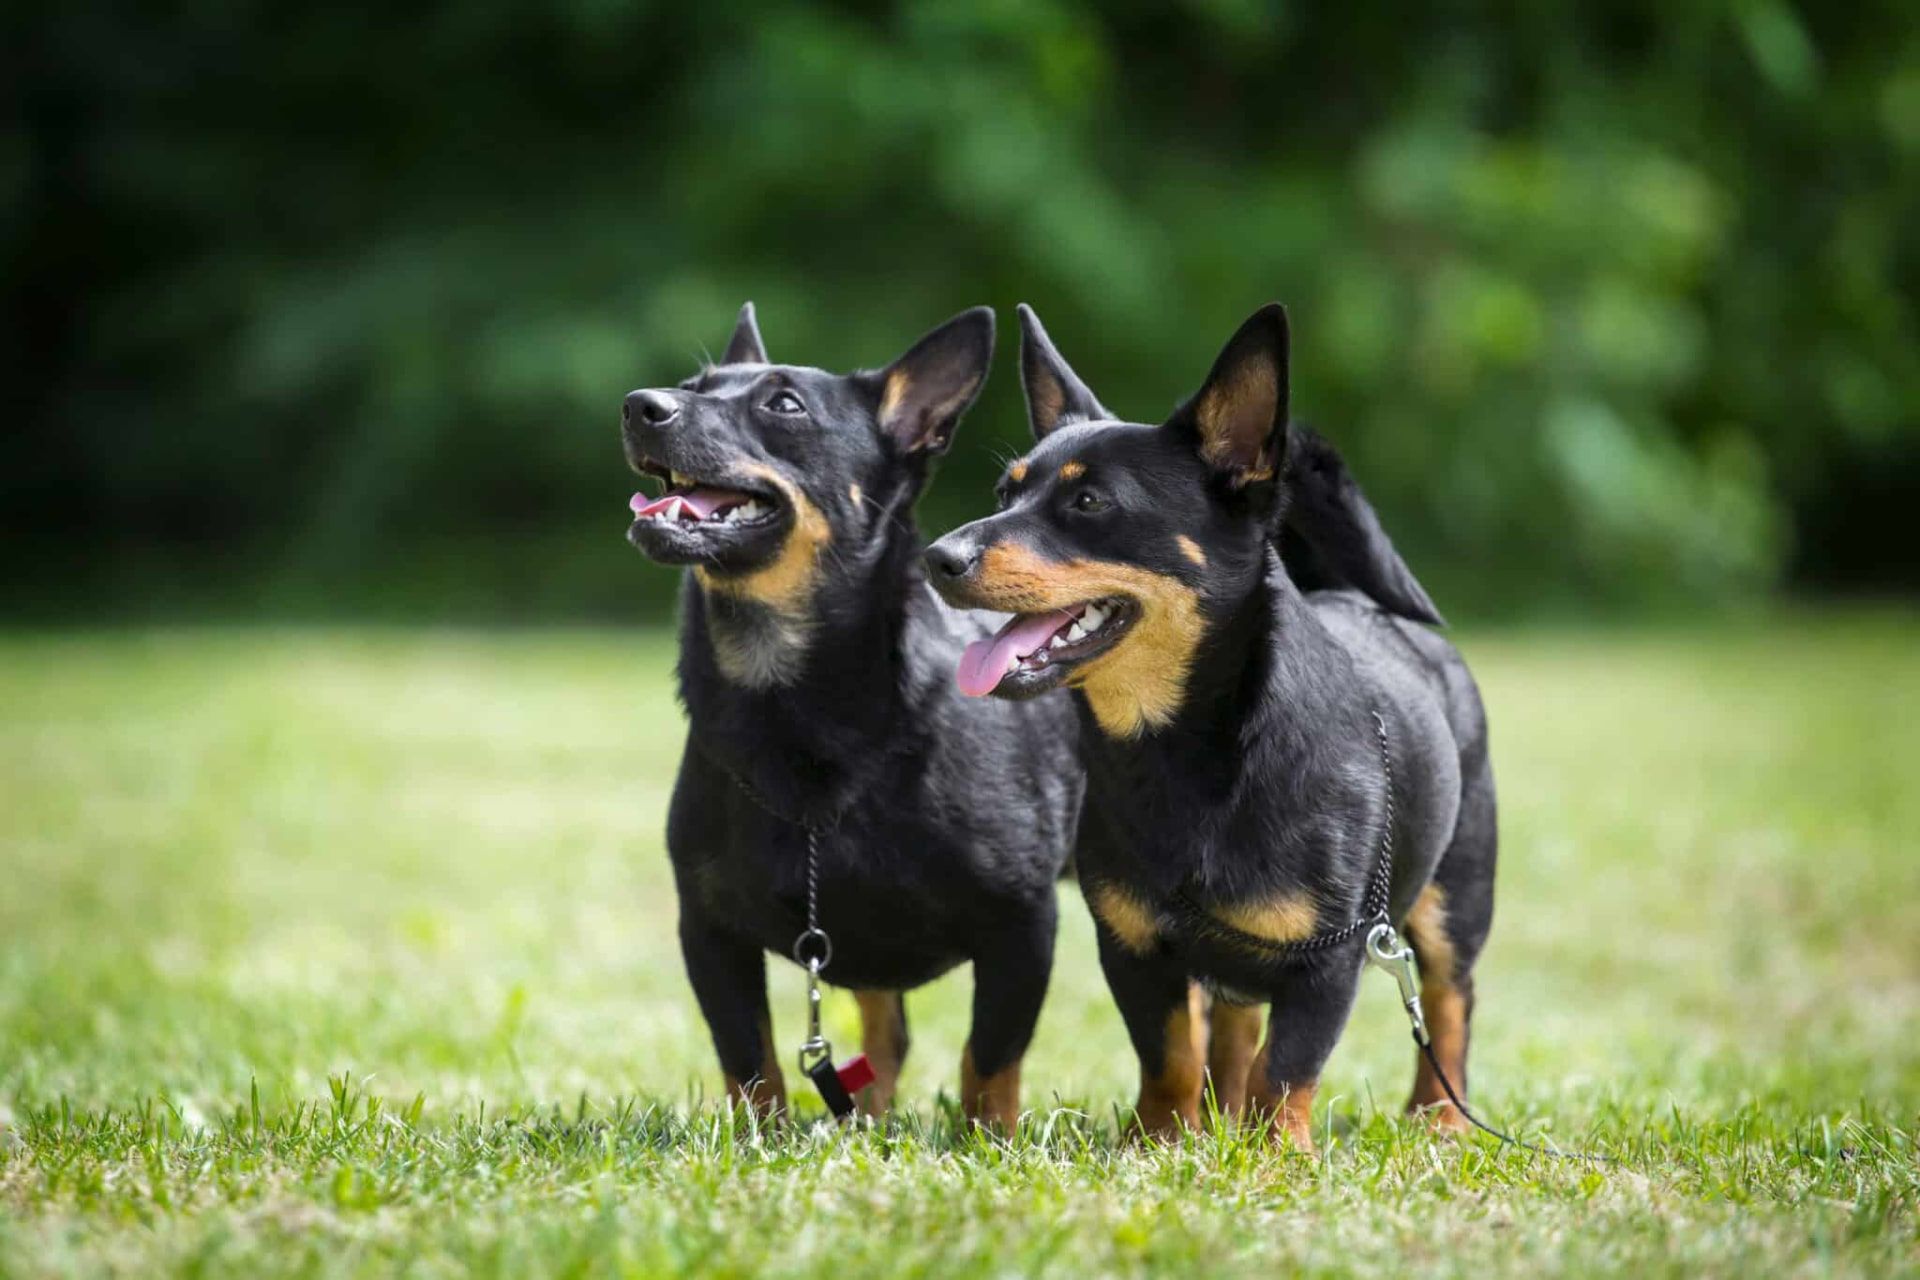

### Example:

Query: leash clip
xmin=792 ymin=951 xmax=874 ymax=1117
xmin=1366 ymin=922 xmax=1429 ymax=1046
xmin=796 ymin=953 xmax=831 ymax=1076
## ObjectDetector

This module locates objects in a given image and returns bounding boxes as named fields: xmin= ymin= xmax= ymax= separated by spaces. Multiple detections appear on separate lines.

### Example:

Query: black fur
xmin=622 ymin=304 xmax=1081 ymax=1114
xmin=927 ymin=304 xmax=1496 ymax=1134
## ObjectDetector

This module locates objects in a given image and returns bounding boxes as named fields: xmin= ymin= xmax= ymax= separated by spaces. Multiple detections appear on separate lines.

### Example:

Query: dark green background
xmin=7 ymin=1 xmax=1916 ymax=620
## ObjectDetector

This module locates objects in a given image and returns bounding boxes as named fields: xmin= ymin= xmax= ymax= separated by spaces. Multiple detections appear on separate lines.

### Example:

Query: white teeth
xmin=739 ymin=499 xmax=766 ymax=520
xmin=1082 ymin=603 xmax=1109 ymax=631
xmin=1065 ymin=621 xmax=1089 ymax=643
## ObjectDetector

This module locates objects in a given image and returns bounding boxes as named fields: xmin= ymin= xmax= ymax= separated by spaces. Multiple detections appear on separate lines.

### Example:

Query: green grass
xmin=2 ymin=614 xmax=1917 ymax=1277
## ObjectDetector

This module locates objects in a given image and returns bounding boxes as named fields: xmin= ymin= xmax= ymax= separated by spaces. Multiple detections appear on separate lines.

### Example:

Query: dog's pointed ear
xmin=873 ymin=306 xmax=995 ymax=456
xmin=1019 ymin=304 xmax=1111 ymax=439
xmin=1172 ymin=303 xmax=1289 ymax=488
xmin=720 ymin=301 xmax=768 ymax=365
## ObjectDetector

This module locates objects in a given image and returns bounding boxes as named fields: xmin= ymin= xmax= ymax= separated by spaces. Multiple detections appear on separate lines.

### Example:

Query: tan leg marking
xmin=854 ymin=989 xmax=909 ymax=1117
xmin=1194 ymin=356 xmax=1280 ymax=482
xmin=1205 ymin=1000 xmax=1265 ymax=1118
xmin=1134 ymin=983 xmax=1206 ymax=1139
xmin=969 ymin=544 xmax=1205 ymax=738
xmin=722 ymin=1012 xmax=787 ymax=1120
xmin=1408 ymin=986 xmax=1472 ymax=1134
xmin=959 ymin=1044 xmax=1021 ymax=1130
xmin=1245 ymin=1035 xmax=1317 ymax=1153
xmin=1087 ymin=881 xmax=1160 ymax=956
xmin=1403 ymin=884 xmax=1470 ymax=1132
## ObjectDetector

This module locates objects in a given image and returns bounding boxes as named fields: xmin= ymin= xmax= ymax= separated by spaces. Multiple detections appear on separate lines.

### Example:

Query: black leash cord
xmin=1413 ymin=1036 xmax=1621 ymax=1167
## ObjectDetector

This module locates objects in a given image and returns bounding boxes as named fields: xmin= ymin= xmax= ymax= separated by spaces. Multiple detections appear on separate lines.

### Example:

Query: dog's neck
xmin=678 ymin=505 xmax=926 ymax=824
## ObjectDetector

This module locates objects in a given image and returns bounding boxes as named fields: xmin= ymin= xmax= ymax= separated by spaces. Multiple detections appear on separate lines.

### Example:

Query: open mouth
xmin=956 ymin=596 xmax=1139 ymax=698
xmin=625 ymin=456 xmax=791 ymax=567
xmin=629 ymin=463 xmax=780 ymax=530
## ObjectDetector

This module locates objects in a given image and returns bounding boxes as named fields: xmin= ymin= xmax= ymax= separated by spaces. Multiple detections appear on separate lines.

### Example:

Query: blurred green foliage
xmin=6 ymin=1 xmax=1917 ymax=618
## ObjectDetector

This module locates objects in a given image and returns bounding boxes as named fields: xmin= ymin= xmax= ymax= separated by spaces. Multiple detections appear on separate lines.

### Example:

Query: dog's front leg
xmin=959 ymin=901 xmax=1058 ymax=1131
xmin=1246 ymin=962 xmax=1364 ymax=1154
xmin=1094 ymin=924 xmax=1206 ymax=1140
xmin=679 ymin=908 xmax=786 ymax=1120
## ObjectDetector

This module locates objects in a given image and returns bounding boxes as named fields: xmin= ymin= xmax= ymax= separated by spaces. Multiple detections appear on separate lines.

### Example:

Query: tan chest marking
xmin=1213 ymin=891 xmax=1319 ymax=945
xmin=1087 ymin=882 xmax=1160 ymax=956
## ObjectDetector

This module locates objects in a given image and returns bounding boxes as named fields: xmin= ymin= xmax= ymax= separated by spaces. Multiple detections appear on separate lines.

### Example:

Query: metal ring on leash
xmin=792 ymin=927 xmax=832 ymax=969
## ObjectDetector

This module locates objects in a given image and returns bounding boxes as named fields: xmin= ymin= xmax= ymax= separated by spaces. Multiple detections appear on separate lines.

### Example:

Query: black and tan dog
xmin=621 ymin=304 xmax=1081 ymax=1126
xmin=925 ymin=304 xmax=1496 ymax=1149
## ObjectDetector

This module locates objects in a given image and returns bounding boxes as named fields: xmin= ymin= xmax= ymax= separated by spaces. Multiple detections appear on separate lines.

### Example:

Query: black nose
xmin=624 ymin=389 xmax=680 ymax=427
xmin=924 ymin=539 xmax=978 ymax=582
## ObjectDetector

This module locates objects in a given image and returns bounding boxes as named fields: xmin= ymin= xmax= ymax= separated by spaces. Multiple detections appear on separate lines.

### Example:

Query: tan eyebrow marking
xmin=1007 ymin=458 xmax=1029 ymax=483
xmin=1176 ymin=536 xmax=1207 ymax=567
xmin=1058 ymin=461 xmax=1085 ymax=482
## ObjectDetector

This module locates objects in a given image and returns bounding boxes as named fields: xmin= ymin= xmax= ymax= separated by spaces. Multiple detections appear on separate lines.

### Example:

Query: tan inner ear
xmin=1194 ymin=359 xmax=1279 ymax=483
xmin=1030 ymin=374 xmax=1066 ymax=435
xmin=969 ymin=543 xmax=1206 ymax=738
xmin=881 ymin=368 xmax=974 ymax=450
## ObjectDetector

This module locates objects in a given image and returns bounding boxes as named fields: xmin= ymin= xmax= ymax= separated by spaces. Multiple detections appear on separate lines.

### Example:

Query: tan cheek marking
xmin=1088 ymin=882 xmax=1159 ymax=956
xmin=1007 ymin=458 xmax=1029 ymax=483
xmin=1058 ymin=460 xmax=1085 ymax=481
xmin=1214 ymin=891 xmax=1319 ymax=945
xmin=693 ymin=463 xmax=831 ymax=614
xmin=971 ymin=544 xmax=1205 ymax=739
xmin=1176 ymin=535 xmax=1207 ymax=567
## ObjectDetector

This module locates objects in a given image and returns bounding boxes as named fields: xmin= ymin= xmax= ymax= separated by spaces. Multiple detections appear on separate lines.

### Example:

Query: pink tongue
xmin=629 ymin=488 xmax=748 ymax=521
xmin=956 ymin=610 xmax=1077 ymax=697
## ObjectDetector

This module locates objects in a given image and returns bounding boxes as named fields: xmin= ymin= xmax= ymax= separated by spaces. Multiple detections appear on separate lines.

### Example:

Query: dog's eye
xmin=765 ymin=390 xmax=807 ymax=416
xmin=1071 ymin=488 xmax=1108 ymax=513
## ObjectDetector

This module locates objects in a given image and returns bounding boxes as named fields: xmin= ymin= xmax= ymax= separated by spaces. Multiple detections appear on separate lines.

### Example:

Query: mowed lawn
xmin=1 ymin=615 xmax=1916 ymax=1277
